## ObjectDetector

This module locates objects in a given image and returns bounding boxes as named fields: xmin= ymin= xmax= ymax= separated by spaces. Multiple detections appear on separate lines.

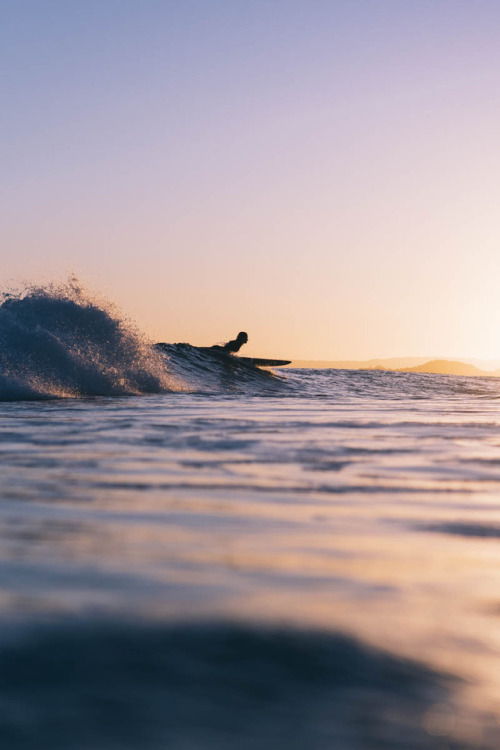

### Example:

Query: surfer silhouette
xmin=153 ymin=333 xmax=290 ymax=366
xmin=215 ymin=331 xmax=248 ymax=353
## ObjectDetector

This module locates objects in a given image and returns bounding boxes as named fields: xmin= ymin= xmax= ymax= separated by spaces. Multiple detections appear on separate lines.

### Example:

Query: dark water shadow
xmin=0 ymin=619 xmax=487 ymax=750
xmin=418 ymin=522 xmax=500 ymax=539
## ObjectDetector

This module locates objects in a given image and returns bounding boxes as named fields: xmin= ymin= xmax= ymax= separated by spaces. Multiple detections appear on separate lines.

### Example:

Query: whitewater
xmin=1 ymin=284 xmax=500 ymax=749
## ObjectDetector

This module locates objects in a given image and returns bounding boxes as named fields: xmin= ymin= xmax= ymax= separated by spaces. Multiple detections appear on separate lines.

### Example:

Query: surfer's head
xmin=236 ymin=332 xmax=248 ymax=344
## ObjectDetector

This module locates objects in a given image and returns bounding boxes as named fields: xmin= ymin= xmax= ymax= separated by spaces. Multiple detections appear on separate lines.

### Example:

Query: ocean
xmin=1 ymin=285 xmax=500 ymax=749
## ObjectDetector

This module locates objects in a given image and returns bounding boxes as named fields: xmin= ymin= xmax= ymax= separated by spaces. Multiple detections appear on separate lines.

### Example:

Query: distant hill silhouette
xmin=398 ymin=360 xmax=500 ymax=377
xmin=291 ymin=358 xmax=500 ymax=377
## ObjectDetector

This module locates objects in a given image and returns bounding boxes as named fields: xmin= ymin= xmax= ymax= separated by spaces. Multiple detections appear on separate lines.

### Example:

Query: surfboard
xmin=236 ymin=357 xmax=291 ymax=367
xmin=154 ymin=343 xmax=291 ymax=367
xmin=204 ymin=349 xmax=291 ymax=367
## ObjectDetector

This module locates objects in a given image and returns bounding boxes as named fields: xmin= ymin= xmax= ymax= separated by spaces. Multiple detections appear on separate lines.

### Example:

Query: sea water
xmin=1 ymin=286 xmax=500 ymax=748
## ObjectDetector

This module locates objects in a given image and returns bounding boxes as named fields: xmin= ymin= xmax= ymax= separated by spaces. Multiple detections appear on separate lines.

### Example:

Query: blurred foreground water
xmin=2 ymin=371 xmax=500 ymax=749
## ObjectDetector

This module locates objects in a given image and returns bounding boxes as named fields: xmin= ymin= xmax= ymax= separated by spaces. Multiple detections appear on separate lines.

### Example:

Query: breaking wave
xmin=0 ymin=281 xmax=177 ymax=401
xmin=0 ymin=280 xmax=287 ymax=401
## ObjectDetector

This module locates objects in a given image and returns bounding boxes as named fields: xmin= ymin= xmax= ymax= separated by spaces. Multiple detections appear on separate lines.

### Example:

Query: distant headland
xmin=290 ymin=357 xmax=500 ymax=377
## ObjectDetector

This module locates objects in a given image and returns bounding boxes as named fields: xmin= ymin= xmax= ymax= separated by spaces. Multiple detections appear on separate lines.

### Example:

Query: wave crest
xmin=0 ymin=281 xmax=178 ymax=400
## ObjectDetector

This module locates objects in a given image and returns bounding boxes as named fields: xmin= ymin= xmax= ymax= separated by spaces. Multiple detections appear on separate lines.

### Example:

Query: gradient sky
xmin=2 ymin=1 xmax=500 ymax=359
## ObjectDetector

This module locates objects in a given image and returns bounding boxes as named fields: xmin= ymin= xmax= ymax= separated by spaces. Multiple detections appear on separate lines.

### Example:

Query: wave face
xmin=154 ymin=342 xmax=287 ymax=395
xmin=0 ymin=282 xmax=176 ymax=400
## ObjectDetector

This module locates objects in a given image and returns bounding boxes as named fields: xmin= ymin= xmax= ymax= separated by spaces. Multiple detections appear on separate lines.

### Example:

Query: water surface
xmin=1 ymin=287 xmax=500 ymax=748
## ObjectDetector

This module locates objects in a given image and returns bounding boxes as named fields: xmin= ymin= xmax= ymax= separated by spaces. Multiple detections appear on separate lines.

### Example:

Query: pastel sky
xmin=2 ymin=1 xmax=500 ymax=360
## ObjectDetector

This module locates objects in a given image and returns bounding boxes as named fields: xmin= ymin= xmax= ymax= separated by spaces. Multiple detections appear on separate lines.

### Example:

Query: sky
xmin=2 ymin=0 xmax=500 ymax=360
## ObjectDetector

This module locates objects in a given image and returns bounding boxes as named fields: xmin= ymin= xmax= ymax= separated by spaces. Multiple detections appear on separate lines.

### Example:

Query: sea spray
xmin=0 ymin=280 xmax=180 ymax=400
